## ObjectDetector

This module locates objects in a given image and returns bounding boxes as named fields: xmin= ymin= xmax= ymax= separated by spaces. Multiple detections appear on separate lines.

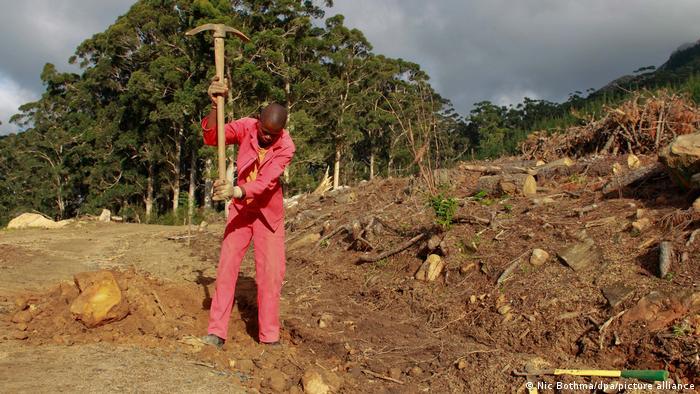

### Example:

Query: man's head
xmin=258 ymin=103 xmax=287 ymax=147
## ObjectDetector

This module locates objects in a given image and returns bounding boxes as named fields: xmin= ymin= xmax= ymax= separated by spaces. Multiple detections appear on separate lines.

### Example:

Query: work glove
xmin=207 ymin=76 xmax=229 ymax=105
xmin=212 ymin=180 xmax=244 ymax=201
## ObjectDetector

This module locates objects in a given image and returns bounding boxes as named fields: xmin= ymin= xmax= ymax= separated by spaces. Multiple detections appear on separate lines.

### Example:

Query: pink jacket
xmin=201 ymin=117 xmax=295 ymax=231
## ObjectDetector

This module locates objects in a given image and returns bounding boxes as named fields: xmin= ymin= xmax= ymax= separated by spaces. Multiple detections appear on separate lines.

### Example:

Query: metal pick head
xmin=185 ymin=23 xmax=250 ymax=42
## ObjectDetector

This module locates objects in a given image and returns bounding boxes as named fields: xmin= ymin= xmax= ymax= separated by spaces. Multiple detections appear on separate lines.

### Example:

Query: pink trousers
xmin=207 ymin=208 xmax=286 ymax=343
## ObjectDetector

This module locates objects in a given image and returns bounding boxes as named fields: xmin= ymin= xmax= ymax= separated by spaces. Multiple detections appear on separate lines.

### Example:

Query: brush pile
xmin=522 ymin=90 xmax=700 ymax=161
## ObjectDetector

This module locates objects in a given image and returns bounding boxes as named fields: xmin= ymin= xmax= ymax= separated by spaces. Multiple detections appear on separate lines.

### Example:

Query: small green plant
xmin=664 ymin=272 xmax=675 ymax=281
xmin=376 ymin=259 xmax=388 ymax=268
xmin=430 ymin=193 xmax=458 ymax=230
xmin=319 ymin=239 xmax=329 ymax=248
xmin=672 ymin=323 xmax=690 ymax=337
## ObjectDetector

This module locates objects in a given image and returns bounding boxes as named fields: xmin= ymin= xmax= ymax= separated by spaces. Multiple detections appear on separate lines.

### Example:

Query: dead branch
xmin=362 ymin=369 xmax=404 ymax=384
xmin=356 ymin=233 xmax=426 ymax=264
xmin=602 ymin=162 xmax=666 ymax=195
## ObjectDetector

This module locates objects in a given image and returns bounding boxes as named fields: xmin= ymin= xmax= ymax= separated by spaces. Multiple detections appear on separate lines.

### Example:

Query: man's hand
xmin=207 ymin=76 xmax=229 ymax=104
xmin=212 ymin=180 xmax=244 ymax=201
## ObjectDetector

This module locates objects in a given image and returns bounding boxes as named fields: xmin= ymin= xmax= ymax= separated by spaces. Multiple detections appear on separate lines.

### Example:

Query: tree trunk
xmin=145 ymin=162 xmax=154 ymax=222
xmin=172 ymin=127 xmax=182 ymax=213
xmin=203 ymin=158 xmax=212 ymax=210
xmin=333 ymin=145 xmax=341 ymax=190
xmin=188 ymin=148 xmax=196 ymax=224
xmin=369 ymin=150 xmax=375 ymax=180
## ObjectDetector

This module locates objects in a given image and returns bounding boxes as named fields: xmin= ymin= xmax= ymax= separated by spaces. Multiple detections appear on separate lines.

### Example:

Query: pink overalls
xmin=201 ymin=117 xmax=295 ymax=343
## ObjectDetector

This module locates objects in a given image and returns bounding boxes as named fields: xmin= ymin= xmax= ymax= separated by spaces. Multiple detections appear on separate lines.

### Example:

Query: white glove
xmin=212 ymin=180 xmax=244 ymax=201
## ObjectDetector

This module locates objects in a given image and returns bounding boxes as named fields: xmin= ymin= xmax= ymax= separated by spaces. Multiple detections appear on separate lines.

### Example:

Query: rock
xmin=74 ymin=270 xmax=118 ymax=292
xmin=631 ymin=218 xmax=651 ymax=233
xmin=318 ymin=313 xmax=333 ymax=329
xmin=12 ymin=331 xmax=28 ymax=340
xmin=659 ymin=133 xmax=700 ymax=190
xmin=469 ymin=295 xmax=477 ymax=304
xmin=659 ymin=241 xmax=674 ymax=278
xmin=289 ymin=386 xmax=303 ymax=394
xmin=612 ymin=162 xmax=622 ymax=175
xmin=14 ymin=296 xmax=29 ymax=310
xmin=99 ymin=209 xmax=111 ymax=223
xmin=530 ymin=249 xmax=549 ymax=267
xmin=497 ymin=305 xmax=512 ymax=315
xmin=267 ymin=369 xmax=288 ymax=392
xmin=635 ymin=209 xmax=646 ymax=219
xmin=601 ymin=282 xmax=635 ymax=308
xmin=460 ymin=262 xmax=475 ymax=274
xmin=69 ymin=271 xmax=129 ymax=328
xmin=334 ymin=191 xmax=357 ymax=205
xmin=237 ymin=359 xmax=255 ymax=373
xmin=289 ymin=233 xmax=321 ymax=250
xmin=388 ymin=367 xmax=402 ymax=380
xmin=7 ymin=213 xmax=69 ymax=230
xmin=622 ymin=291 xmax=700 ymax=331
xmin=16 ymin=323 xmax=28 ymax=331
xmin=532 ymin=197 xmax=555 ymax=206
xmin=457 ymin=359 xmax=468 ymax=370
xmin=693 ymin=198 xmax=700 ymax=214
xmin=408 ymin=366 xmax=423 ymax=377
xmin=627 ymin=153 xmax=641 ymax=170
xmin=557 ymin=237 xmax=602 ymax=272
xmin=302 ymin=369 xmax=330 ymax=394
xmin=415 ymin=254 xmax=445 ymax=281
xmin=11 ymin=309 xmax=33 ymax=324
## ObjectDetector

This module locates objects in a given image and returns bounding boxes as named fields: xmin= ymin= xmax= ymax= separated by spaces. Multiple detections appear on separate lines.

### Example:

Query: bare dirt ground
xmin=2 ymin=154 xmax=700 ymax=393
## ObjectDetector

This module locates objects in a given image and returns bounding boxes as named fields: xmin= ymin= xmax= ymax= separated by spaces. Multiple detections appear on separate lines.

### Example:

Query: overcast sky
xmin=1 ymin=0 xmax=699 ymax=135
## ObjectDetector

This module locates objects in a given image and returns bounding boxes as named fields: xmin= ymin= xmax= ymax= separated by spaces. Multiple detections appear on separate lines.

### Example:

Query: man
xmin=200 ymin=76 xmax=295 ymax=348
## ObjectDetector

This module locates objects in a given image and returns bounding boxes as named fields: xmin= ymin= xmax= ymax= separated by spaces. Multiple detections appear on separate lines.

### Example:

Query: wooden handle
xmin=214 ymin=37 xmax=226 ymax=181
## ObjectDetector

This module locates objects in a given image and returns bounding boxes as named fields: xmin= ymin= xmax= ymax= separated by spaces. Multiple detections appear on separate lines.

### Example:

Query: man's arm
xmin=241 ymin=144 xmax=295 ymax=199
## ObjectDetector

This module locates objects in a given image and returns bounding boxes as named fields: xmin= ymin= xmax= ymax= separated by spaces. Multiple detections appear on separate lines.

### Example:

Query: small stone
xmin=627 ymin=154 xmax=641 ymax=170
xmin=14 ymin=296 xmax=29 ymax=310
xmin=693 ymin=197 xmax=700 ymax=214
xmin=557 ymin=238 xmax=602 ymax=272
xmin=635 ymin=209 xmax=646 ymax=220
xmin=16 ymin=322 xmax=28 ymax=331
xmin=388 ymin=367 xmax=402 ymax=380
xmin=415 ymin=254 xmax=445 ymax=281
xmin=530 ymin=249 xmax=549 ymax=267
xmin=632 ymin=218 xmax=651 ymax=233
xmin=408 ymin=366 xmax=423 ymax=377
xmin=532 ymin=197 xmax=555 ymax=206
xmin=237 ymin=359 xmax=254 ymax=373
xmin=228 ymin=359 xmax=236 ymax=369
xmin=99 ymin=209 xmax=111 ymax=222
xmin=302 ymin=369 xmax=330 ymax=394
xmin=460 ymin=263 xmax=475 ymax=274
xmin=267 ymin=369 xmax=287 ymax=392
xmin=198 ymin=221 xmax=208 ymax=231
xmin=612 ymin=163 xmax=622 ymax=175
xmin=12 ymin=331 xmax=28 ymax=340
xmin=289 ymin=233 xmax=321 ymax=250
xmin=11 ymin=309 xmax=33 ymax=324
xmin=497 ymin=305 xmax=512 ymax=315
xmin=457 ymin=360 xmax=468 ymax=370
xmin=601 ymin=282 xmax=635 ymax=308
xmin=469 ymin=295 xmax=477 ymax=304
xmin=289 ymin=386 xmax=303 ymax=394
xmin=318 ymin=313 xmax=333 ymax=329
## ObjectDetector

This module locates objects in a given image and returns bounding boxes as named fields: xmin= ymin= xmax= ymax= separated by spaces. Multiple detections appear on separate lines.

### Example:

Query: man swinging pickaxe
xmin=187 ymin=23 xmax=296 ymax=348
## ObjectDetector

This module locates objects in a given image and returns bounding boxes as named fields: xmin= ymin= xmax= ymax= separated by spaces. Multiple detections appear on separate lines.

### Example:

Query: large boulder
xmin=7 ymin=213 xmax=71 ymax=229
xmin=70 ymin=271 xmax=129 ymax=328
xmin=659 ymin=132 xmax=700 ymax=190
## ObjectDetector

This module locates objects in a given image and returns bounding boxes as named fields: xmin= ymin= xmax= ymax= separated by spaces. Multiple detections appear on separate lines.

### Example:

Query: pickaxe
xmin=186 ymin=24 xmax=250 ymax=181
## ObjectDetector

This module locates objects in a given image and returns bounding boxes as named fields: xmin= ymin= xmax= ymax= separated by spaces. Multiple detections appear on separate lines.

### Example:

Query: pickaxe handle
xmin=214 ymin=36 xmax=226 ymax=181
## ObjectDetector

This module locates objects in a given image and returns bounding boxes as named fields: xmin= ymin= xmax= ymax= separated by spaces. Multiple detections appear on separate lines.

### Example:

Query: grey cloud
xmin=1 ymin=0 xmax=699 ymax=134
